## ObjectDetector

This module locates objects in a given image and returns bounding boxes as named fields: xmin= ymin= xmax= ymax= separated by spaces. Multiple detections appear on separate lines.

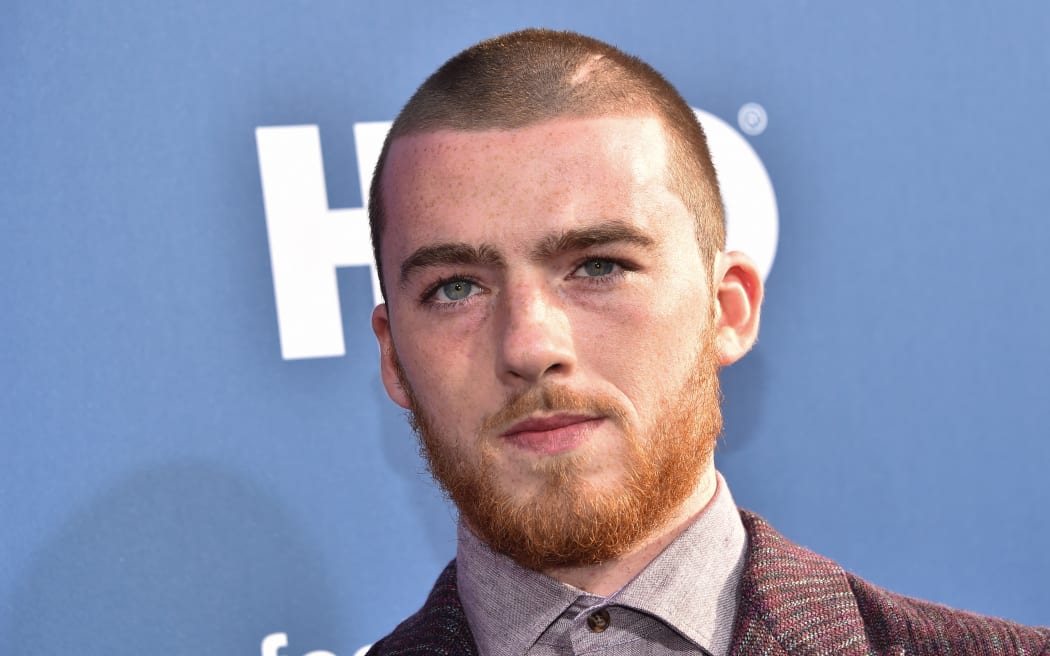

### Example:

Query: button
xmin=586 ymin=608 xmax=611 ymax=633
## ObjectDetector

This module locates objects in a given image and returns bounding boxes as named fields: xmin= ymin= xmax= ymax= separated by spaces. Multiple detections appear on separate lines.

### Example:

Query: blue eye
xmin=576 ymin=259 xmax=617 ymax=277
xmin=436 ymin=279 xmax=476 ymax=301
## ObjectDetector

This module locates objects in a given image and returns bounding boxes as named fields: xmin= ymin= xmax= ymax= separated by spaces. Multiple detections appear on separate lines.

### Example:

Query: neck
xmin=541 ymin=465 xmax=718 ymax=596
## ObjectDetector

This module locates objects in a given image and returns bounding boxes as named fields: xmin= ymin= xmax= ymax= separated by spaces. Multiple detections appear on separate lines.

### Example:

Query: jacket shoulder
xmin=366 ymin=561 xmax=478 ymax=656
xmin=848 ymin=573 xmax=1050 ymax=656
xmin=736 ymin=510 xmax=1049 ymax=656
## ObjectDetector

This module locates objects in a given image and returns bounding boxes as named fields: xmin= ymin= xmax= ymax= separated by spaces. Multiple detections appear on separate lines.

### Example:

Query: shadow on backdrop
xmin=718 ymin=343 xmax=767 ymax=455
xmin=370 ymin=373 xmax=458 ymax=562
xmin=6 ymin=459 xmax=341 ymax=655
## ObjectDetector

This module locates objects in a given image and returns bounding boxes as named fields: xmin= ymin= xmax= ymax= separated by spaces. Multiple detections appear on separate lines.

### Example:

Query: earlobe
xmin=371 ymin=304 xmax=412 ymax=409
xmin=713 ymin=251 xmax=764 ymax=366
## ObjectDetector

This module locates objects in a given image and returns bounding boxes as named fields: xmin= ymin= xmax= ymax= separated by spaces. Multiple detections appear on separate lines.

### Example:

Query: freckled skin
xmin=374 ymin=115 xmax=713 ymax=502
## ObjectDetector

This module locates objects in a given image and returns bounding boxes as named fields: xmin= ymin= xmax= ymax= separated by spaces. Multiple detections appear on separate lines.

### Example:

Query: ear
xmin=371 ymin=303 xmax=412 ymax=409
xmin=712 ymin=251 xmax=763 ymax=366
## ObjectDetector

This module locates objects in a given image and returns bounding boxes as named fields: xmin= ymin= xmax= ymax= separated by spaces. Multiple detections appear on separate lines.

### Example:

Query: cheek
xmin=392 ymin=314 xmax=494 ymax=425
xmin=574 ymin=283 xmax=709 ymax=406
xmin=574 ymin=277 xmax=707 ymax=352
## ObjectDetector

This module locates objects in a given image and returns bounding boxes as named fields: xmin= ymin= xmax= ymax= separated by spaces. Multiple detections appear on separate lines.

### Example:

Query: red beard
xmin=397 ymin=329 xmax=722 ymax=571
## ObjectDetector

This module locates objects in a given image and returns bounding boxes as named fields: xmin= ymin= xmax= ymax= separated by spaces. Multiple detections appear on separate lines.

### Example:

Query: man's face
xmin=373 ymin=115 xmax=724 ymax=570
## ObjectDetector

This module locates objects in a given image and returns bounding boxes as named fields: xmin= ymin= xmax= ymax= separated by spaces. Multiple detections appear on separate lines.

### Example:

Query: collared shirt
xmin=457 ymin=473 xmax=748 ymax=656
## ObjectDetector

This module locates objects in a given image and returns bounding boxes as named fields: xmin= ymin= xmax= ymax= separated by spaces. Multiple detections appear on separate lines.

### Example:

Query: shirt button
xmin=587 ymin=608 xmax=611 ymax=633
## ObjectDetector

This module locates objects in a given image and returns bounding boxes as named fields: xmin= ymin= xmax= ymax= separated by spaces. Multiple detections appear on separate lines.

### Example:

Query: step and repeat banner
xmin=3 ymin=2 xmax=1048 ymax=653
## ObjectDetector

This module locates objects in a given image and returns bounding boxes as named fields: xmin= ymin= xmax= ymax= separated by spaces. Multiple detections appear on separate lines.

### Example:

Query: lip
xmin=501 ymin=414 xmax=603 ymax=456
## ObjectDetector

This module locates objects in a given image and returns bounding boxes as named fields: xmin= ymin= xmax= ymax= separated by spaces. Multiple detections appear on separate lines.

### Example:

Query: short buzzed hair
xmin=369 ymin=28 xmax=725 ymax=300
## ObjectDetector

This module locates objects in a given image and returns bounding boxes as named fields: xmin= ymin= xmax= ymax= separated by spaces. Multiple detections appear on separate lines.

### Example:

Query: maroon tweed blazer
xmin=366 ymin=511 xmax=1049 ymax=655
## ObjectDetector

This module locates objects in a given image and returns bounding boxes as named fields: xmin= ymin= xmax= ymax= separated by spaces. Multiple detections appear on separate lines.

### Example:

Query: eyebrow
xmin=398 ymin=220 xmax=656 ymax=287
xmin=531 ymin=220 xmax=656 ymax=260
xmin=399 ymin=242 xmax=505 ymax=287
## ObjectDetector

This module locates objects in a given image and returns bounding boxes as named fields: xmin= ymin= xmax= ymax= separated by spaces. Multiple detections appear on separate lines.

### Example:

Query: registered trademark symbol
xmin=737 ymin=102 xmax=768 ymax=136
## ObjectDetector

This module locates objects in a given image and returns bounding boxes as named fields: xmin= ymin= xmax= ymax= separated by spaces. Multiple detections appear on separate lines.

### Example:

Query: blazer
xmin=366 ymin=511 xmax=1049 ymax=655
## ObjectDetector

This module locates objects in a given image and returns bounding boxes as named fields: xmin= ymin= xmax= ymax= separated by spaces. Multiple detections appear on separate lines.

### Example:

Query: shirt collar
xmin=456 ymin=472 xmax=748 ymax=656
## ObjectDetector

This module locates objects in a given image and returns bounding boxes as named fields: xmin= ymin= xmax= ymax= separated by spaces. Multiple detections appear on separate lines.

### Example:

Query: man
xmin=364 ymin=29 xmax=1048 ymax=655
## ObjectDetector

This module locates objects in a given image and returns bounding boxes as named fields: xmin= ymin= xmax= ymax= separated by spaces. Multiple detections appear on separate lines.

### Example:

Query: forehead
xmin=383 ymin=114 xmax=671 ymax=192
xmin=378 ymin=115 xmax=688 ymax=262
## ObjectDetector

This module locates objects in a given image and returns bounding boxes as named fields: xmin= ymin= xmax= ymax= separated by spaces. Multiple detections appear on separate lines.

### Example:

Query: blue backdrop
xmin=3 ymin=2 xmax=1048 ymax=654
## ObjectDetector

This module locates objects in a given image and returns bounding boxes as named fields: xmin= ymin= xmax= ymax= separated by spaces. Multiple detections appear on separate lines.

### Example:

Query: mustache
xmin=479 ymin=384 xmax=628 ymax=435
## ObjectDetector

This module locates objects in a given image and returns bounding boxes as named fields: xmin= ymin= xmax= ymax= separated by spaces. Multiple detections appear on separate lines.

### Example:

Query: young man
xmin=365 ymin=29 xmax=1048 ymax=656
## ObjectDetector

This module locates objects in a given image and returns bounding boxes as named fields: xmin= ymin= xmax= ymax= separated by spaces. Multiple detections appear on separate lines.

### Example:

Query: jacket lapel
xmin=368 ymin=562 xmax=479 ymax=656
xmin=730 ymin=511 xmax=876 ymax=656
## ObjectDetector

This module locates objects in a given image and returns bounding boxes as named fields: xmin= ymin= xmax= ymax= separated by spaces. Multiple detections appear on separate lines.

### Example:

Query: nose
xmin=496 ymin=282 xmax=577 ymax=384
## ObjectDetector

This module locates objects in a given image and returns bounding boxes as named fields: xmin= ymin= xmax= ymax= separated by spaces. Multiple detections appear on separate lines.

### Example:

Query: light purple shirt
xmin=457 ymin=473 xmax=748 ymax=656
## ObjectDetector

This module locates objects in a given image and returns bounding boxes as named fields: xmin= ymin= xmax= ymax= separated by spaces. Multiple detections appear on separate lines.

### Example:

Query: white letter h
xmin=255 ymin=123 xmax=390 ymax=360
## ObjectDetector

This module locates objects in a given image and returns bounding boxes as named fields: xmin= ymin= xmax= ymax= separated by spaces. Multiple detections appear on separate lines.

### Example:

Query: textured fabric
xmin=456 ymin=472 xmax=747 ymax=656
xmin=365 ymin=564 xmax=479 ymax=656
xmin=366 ymin=511 xmax=1050 ymax=656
